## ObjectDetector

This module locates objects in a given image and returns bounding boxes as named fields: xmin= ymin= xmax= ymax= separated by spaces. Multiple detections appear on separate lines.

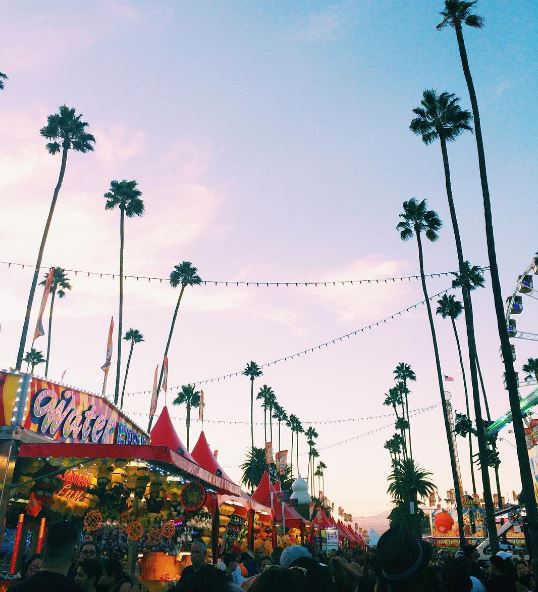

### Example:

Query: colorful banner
xmin=431 ymin=507 xmax=485 ymax=539
xmin=11 ymin=374 xmax=146 ymax=444
xmin=101 ymin=317 xmax=114 ymax=372
xmin=162 ymin=356 xmax=168 ymax=394
xmin=265 ymin=442 xmax=273 ymax=464
xmin=0 ymin=372 xmax=20 ymax=426
xmin=199 ymin=390 xmax=205 ymax=422
xmin=276 ymin=450 xmax=287 ymax=475
xmin=149 ymin=364 xmax=159 ymax=419
xmin=34 ymin=267 xmax=54 ymax=340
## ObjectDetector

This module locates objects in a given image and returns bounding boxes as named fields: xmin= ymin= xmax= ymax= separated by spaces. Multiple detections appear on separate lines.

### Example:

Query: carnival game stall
xmin=312 ymin=508 xmax=338 ymax=552
xmin=0 ymin=372 xmax=240 ymax=587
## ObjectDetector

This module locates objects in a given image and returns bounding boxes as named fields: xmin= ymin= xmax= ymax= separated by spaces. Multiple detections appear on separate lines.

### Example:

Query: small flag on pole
xmin=275 ymin=450 xmax=287 ymax=475
xmin=33 ymin=267 xmax=55 ymax=340
xmin=101 ymin=317 xmax=114 ymax=372
xmin=149 ymin=364 xmax=159 ymax=418
xmin=162 ymin=355 xmax=168 ymax=398
xmin=199 ymin=390 xmax=205 ymax=422
xmin=213 ymin=450 xmax=218 ymax=459
xmin=265 ymin=442 xmax=274 ymax=464
xmin=444 ymin=375 xmax=455 ymax=382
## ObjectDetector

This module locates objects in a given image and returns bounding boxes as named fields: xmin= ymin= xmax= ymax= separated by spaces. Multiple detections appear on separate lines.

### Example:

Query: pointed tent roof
xmin=150 ymin=406 xmax=198 ymax=464
xmin=312 ymin=508 xmax=334 ymax=529
xmin=191 ymin=431 xmax=235 ymax=483
xmin=274 ymin=501 xmax=305 ymax=529
xmin=252 ymin=470 xmax=273 ymax=508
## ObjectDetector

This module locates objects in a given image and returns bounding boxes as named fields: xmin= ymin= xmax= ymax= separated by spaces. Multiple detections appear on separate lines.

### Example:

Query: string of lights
xmin=123 ymin=285 xmax=455 ymax=397
xmin=0 ymin=259 xmax=478 ymax=288
xmin=125 ymin=404 xmax=435 ymax=425
xmin=220 ymin=404 xmax=440 ymax=467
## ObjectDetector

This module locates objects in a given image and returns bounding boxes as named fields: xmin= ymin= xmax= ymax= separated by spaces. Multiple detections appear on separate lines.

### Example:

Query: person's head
xmin=23 ymin=554 xmax=43 ymax=579
xmin=222 ymin=552 xmax=238 ymax=573
xmin=257 ymin=556 xmax=273 ymax=572
xmin=250 ymin=566 xmax=308 ymax=592
xmin=190 ymin=540 xmax=207 ymax=570
xmin=489 ymin=554 xmax=508 ymax=576
xmin=376 ymin=526 xmax=433 ymax=592
xmin=98 ymin=558 xmax=125 ymax=591
xmin=279 ymin=545 xmax=312 ymax=569
xmin=440 ymin=558 xmax=471 ymax=592
xmin=462 ymin=544 xmax=479 ymax=562
xmin=75 ymin=559 xmax=103 ymax=592
xmin=515 ymin=559 xmax=529 ymax=579
xmin=43 ymin=521 xmax=79 ymax=573
xmin=80 ymin=541 xmax=98 ymax=561
xmin=293 ymin=557 xmax=331 ymax=592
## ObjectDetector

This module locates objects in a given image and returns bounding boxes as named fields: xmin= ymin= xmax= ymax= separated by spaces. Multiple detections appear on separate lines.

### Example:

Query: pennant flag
xmin=101 ymin=317 xmax=114 ymax=372
xmin=444 ymin=375 xmax=455 ymax=382
xmin=162 ymin=356 xmax=168 ymax=393
xmin=60 ymin=370 xmax=66 ymax=382
xmin=275 ymin=450 xmax=287 ymax=475
xmin=265 ymin=442 xmax=273 ymax=465
xmin=33 ymin=267 xmax=55 ymax=340
xmin=213 ymin=450 xmax=218 ymax=459
xmin=199 ymin=390 xmax=205 ymax=421
xmin=149 ymin=364 xmax=159 ymax=418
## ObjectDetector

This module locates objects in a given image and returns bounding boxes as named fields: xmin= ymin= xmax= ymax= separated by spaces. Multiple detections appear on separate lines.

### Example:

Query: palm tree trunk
xmin=404 ymin=385 xmax=413 ymax=460
xmin=451 ymin=318 xmax=477 ymax=495
xmin=415 ymin=230 xmax=466 ymax=549
xmin=16 ymin=147 xmax=69 ymax=370
xmin=120 ymin=340 xmax=135 ymax=409
xmin=476 ymin=355 xmax=503 ymax=509
xmin=440 ymin=136 xmax=498 ymax=549
xmin=186 ymin=404 xmax=191 ymax=451
xmin=269 ymin=405 xmax=273 ymax=443
xmin=278 ymin=420 xmax=281 ymax=452
xmin=290 ymin=431 xmax=294 ymax=477
xmin=148 ymin=284 xmax=186 ymax=430
xmin=296 ymin=434 xmax=300 ymax=476
xmin=250 ymin=378 xmax=255 ymax=450
xmin=44 ymin=288 xmax=56 ymax=377
xmin=454 ymin=21 xmax=536 ymax=553
xmin=263 ymin=407 xmax=267 ymax=445
xmin=114 ymin=209 xmax=125 ymax=405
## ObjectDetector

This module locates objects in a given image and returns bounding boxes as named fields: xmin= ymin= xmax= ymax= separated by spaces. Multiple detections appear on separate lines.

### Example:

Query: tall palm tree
xmin=287 ymin=413 xmax=299 ymax=476
xmin=120 ymin=329 xmax=144 ymax=409
xmin=24 ymin=349 xmax=46 ymax=373
xmin=39 ymin=267 xmax=71 ymax=377
xmin=309 ymin=448 xmax=319 ymax=495
xmin=394 ymin=363 xmax=416 ymax=457
xmin=438 ymin=0 xmax=537 ymax=550
xmin=384 ymin=387 xmax=407 ymax=459
xmin=273 ymin=404 xmax=288 ymax=452
xmin=305 ymin=426 xmax=319 ymax=494
xmin=148 ymin=262 xmax=202 ymax=430
xmin=0 ymin=72 xmax=7 ymax=90
xmin=293 ymin=417 xmax=304 ymax=476
xmin=314 ymin=465 xmax=323 ymax=498
xmin=318 ymin=460 xmax=327 ymax=497
xmin=437 ymin=294 xmax=477 ymax=494
xmin=266 ymin=389 xmax=277 ymax=443
xmin=410 ymin=90 xmax=498 ymax=548
xmin=104 ymin=180 xmax=144 ymax=405
xmin=16 ymin=106 xmax=95 ymax=370
xmin=243 ymin=361 xmax=263 ymax=450
xmin=396 ymin=197 xmax=465 ymax=548
xmin=173 ymin=384 xmax=201 ymax=451
xmin=523 ymin=359 xmax=538 ymax=383
xmin=256 ymin=385 xmax=269 ymax=443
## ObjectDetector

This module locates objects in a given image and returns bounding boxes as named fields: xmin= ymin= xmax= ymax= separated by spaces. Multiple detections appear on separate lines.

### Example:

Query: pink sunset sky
xmin=0 ymin=1 xmax=536 ymax=519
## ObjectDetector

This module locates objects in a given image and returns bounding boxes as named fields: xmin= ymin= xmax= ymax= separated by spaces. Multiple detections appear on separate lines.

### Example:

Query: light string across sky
xmin=219 ymin=404 xmax=440 ymax=468
xmin=0 ymin=259 xmax=479 ymax=288
xmin=123 ymin=284 xmax=456 ymax=396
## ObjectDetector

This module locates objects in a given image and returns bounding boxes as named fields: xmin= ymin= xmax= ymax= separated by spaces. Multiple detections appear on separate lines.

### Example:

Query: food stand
xmin=0 ymin=371 xmax=240 ymax=588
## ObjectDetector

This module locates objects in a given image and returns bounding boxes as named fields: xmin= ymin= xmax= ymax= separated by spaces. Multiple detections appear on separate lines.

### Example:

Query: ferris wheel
xmin=506 ymin=251 xmax=538 ymax=387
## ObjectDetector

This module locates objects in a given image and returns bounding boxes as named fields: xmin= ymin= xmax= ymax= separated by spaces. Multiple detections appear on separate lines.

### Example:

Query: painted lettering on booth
xmin=31 ymin=389 xmax=116 ymax=444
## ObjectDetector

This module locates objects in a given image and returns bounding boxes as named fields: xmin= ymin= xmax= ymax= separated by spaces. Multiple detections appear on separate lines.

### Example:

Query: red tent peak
xmin=252 ymin=471 xmax=274 ymax=507
xmin=191 ymin=431 xmax=235 ymax=483
xmin=150 ymin=406 xmax=197 ymax=464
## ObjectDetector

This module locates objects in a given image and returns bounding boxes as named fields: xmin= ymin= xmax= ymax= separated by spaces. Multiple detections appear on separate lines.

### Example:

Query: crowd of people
xmin=9 ymin=521 xmax=537 ymax=592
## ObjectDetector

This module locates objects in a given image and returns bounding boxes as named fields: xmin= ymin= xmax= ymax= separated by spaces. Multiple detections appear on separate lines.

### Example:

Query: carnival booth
xmin=0 ymin=372 xmax=240 ymax=587
xmin=312 ymin=508 xmax=338 ymax=552
xmin=190 ymin=431 xmax=272 ymax=558
xmin=252 ymin=471 xmax=307 ymax=551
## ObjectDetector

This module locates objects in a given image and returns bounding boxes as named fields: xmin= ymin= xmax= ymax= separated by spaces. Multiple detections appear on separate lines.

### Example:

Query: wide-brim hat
xmin=377 ymin=527 xmax=433 ymax=584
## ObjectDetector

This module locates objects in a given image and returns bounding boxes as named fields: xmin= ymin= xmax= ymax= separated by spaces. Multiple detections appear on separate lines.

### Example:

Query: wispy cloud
xmin=288 ymin=4 xmax=357 ymax=43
